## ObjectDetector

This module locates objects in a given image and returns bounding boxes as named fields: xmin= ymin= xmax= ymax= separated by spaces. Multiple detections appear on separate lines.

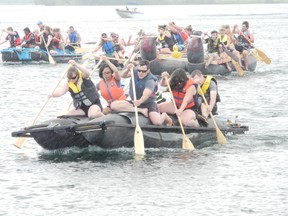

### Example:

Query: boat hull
xmin=115 ymin=9 xmax=143 ymax=18
xmin=0 ymin=47 xmax=82 ymax=63
xmin=140 ymin=37 xmax=257 ymax=76
xmin=12 ymin=113 xmax=248 ymax=151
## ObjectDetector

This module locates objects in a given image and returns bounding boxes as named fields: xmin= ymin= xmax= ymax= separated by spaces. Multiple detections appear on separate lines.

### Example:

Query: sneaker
xmin=197 ymin=114 xmax=209 ymax=127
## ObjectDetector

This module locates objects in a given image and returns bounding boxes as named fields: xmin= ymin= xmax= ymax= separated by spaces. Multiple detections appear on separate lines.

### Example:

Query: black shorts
xmin=235 ymin=44 xmax=244 ymax=53
xmin=129 ymin=101 xmax=158 ymax=113
xmin=80 ymin=99 xmax=103 ymax=116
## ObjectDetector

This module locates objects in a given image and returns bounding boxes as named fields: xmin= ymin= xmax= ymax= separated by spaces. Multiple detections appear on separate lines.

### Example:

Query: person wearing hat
xmin=37 ymin=21 xmax=45 ymax=31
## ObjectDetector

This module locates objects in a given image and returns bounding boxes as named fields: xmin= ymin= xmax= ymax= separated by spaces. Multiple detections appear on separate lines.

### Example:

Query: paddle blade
xmin=251 ymin=49 xmax=263 ymax=62
xmin=232 ymin=60 xmax=244 ymax=76
xmin=48 ymin=55 xmax=56 ymax=64
xmin=255 ymin=48 xmax=271 ymax=64
xmin=134 ymin=125 xmax=145 ymax=155
xmin=216 ymin=127 xmax=227 ymax=144
xmin=82 ymin=52 xmax=93 ymax=60
xmin=182 ymin=135 xmax=195 ymax=151
xmin=14 ymin=137 xmax=27 ymax=148
xmin=74 ymin=48 xmax=90 ymax=54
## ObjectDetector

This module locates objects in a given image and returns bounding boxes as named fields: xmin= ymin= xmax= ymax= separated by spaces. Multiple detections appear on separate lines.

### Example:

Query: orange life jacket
xmin=98 ymin=77 xmax=125 ymax=105
xmin=172 ymin=78 xmax=196 ymax=109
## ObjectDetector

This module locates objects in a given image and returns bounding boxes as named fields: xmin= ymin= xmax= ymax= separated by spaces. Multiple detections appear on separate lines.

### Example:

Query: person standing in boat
xmin=65 ymin=26 xmax=81 ymax=52
xmin=0 ymin=27 xmax=21 ymax=48
xmin=96 ymin=56 xmax=126 ymax=115
xmin=190 ymin=69 xmax=221 ymax=119
xmin=158 ymin=69 xmax=200 ymax=127
xmin=48 ymin=60 xmax=104 ymax=119
xmin=110 ymin=60 xmax=173 ymax=126
xmin=21 ymin=27 xmax=36 ymax=48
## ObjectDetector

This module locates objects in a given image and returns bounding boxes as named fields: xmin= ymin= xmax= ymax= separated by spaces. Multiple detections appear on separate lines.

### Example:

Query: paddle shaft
xmin=130 ymin=68 xmax=145 ymax=155
xmin=14 ymin=64 xmax=71 ymax=148
xmin=41 ymin=35 xmax=55 ymax=64
xmin=165 ymin=78 xmax=186 ymax=135
xmin=165 ymin=77 xmax=195 ymax=150
xmin=198 ymin=87 xmax=227 ymax=144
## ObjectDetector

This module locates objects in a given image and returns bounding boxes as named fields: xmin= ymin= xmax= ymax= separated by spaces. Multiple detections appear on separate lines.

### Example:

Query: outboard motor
xmin=187 ymin=31 xmax=204 ymax=64
xmin=140 ymin=36 xmax=157 ymax=61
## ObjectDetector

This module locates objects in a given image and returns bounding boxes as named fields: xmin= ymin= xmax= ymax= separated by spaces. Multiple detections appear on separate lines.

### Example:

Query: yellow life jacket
xmin=67 ymin=72 xmax=83 ymax=93
xmin=157 ymin=33 xmax=165 ymax=42
xmin=198 ymin=75 xmax=213 ymax=96
xmin=218 ymin=34 xmax=228 ymax=44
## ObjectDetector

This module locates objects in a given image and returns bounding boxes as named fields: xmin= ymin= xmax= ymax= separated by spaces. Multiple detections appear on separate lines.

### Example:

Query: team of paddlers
xmin=1 ymin=20 xmax=256 ymax=128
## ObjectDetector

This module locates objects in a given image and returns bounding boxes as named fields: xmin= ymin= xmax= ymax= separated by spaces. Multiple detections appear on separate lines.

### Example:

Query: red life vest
xmin=23 ymin=32 xmax=32 ymax=46
xmin=98 ymin=77 xmax=125 ymax=105
xmin=34 ymin=34 xmax=39 ymax=42
xmin=172 ymin=78 xmax=196 ymax=109
xmin=180 ymin=30 xmax=188 ymax=42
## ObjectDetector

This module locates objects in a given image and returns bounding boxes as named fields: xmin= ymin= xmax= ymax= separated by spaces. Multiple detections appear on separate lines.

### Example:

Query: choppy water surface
xmin=0 ymin=4 xmax=287 ymax=216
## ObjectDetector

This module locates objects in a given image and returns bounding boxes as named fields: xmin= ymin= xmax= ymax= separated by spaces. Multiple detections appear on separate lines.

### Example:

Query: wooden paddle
xmin=165 ymin=77 xmax=195 ymax=150
xmin=15 ymin=64 xmax=72 ymax=148
xmin=74 ymin=47 xmax=90 ymax=54
xmin=222 ymin=46 xmax=244 ymax=76
xmin=130 ymin=68 xmax=145 ymax=155
xmin=239 ymin=31 xmax=271 ymax=64
xmin=198 ymin=87 xmax=227 ymax=144
xmin=41 ymin=35 xmax=56 ymax=64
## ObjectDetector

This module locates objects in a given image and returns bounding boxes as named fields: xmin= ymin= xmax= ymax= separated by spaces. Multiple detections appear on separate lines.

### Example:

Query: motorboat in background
xmin=115 ymin=6 xmax=144 ymax=18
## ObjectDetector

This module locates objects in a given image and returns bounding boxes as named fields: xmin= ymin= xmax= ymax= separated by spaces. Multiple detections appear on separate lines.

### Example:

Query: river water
xmin=0 ymin=4 xmax=287 ymax=216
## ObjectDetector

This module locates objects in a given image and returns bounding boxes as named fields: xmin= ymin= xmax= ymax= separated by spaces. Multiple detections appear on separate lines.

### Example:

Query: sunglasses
xmin=103 ymin=71 xmax=112 ymax=75
xmin=69 ymin=75 xmax=78 ymax=80
xmin=137 ymin=69 xmax=147 ymax=73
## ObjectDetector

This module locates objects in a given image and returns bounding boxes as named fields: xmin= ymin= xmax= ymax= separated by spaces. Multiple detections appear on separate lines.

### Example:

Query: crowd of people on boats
xmin=0 ymin=21 xmax=82 ymax=54
xmin=0 ymin=20 xmax=256 ymax=128
xmin=87 ymin=20 xmax=255 ymax=71
xmin=0 ymin=20 xmax=255 ymax=71
xmin=154 ymin=21 xmax=254 ymax=71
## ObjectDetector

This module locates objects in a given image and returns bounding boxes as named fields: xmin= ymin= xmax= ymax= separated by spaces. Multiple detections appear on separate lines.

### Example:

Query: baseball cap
xmin=37 ymin=21 xmax=43 ymax=25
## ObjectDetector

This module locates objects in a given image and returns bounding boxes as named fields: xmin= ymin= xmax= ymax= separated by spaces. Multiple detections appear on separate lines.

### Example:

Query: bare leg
xmin=242 ymin=50 xmax=249 ymax=70
xmin=67 ymin=109 xmax=86 ymax=116
xmin=180 ymin=109 xmax=199 ymax=127
xmin=88 ymin=104 xmax=104 ymax=119
xmin=149 ymin=111 xmax=173 ymax=126
xmin=157 ymin=101 xmax=175 ymax=114
xmin=111 ymin=100 xmax=148 ymax=117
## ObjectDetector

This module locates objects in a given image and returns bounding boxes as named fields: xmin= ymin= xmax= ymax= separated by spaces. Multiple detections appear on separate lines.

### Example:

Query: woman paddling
xmin=96 ymin=56 xmax=126 ymax=115
xmin=48 ymin=60 xmax=104 ymax=118
xmin=158 ymin=69 xmax=200 ymax=127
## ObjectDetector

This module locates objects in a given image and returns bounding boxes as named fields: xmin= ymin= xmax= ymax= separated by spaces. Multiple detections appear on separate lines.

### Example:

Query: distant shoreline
xmin=1 ymin=0 xmax=288 ymax=5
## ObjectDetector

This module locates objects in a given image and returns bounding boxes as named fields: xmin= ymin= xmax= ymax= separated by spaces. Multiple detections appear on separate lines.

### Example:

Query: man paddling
xmin=111 ymin=60 xmax=173 ymax=126
xmin=191 ymin=69 xmax=221 ymax=119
